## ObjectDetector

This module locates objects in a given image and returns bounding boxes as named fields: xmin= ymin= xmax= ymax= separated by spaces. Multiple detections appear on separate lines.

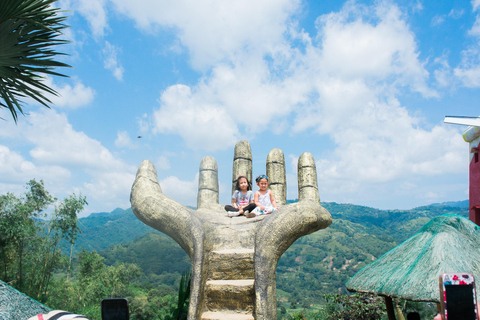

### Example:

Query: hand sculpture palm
xmin=130 ymin=141 xmax=332 ymax=320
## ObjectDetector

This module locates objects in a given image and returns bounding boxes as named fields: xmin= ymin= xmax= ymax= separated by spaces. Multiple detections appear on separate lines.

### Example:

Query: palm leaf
xmin=0 ymin=0 xmax=71 ymax=122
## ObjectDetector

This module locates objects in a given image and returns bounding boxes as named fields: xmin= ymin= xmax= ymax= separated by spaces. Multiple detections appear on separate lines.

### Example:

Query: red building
xmin=464 ymin=126 xmax=480 ymax=224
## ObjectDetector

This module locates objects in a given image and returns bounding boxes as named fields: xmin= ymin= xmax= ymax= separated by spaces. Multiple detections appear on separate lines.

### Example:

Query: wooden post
xmin=385 ymin=296 xmax=396 ymax=320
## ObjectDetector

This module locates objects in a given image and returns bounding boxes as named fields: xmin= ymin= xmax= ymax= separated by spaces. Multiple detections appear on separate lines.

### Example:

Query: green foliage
xmin=67 ymin=208 xmax=160 ymax=254
xmin=47 ymin=250 xmax=142 ymax=319
xmin=100 ymin=232 xmax=190 ymax=286
xmin=52 ymin=202 xmax=466 ymax=319
xmin=0 ymin=179 xmax=86 ymax=300
xmin=322 ymin=202 xmax=468 ymax=243
xmin=276 ymin=201 xmax=469 ymax=309
xmin=0 ymin=0 xmax=71 ymax=122
xmin=323 ymin=293 xmax=385 ymax=320
xmin=8 ymin=200 xmax=460 ymax=319
xmin=400 ymin=300 xmax=437 ymax=320
xmin=287 ymin=312 xmax=308 ymax=319
xmin=129 ymin=290 xmax=177 ymax=320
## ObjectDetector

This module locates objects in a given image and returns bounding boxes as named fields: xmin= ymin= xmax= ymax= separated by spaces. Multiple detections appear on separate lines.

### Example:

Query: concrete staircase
xmin=200 ymin=247 xmax=255 ymax=320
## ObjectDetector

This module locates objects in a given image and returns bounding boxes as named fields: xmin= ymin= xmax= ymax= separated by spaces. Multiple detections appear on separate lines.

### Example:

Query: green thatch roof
xmin=346 ymin=214 xmax=480 ymax=302
xmin=0 ymin=280 xmax=51 ymax=319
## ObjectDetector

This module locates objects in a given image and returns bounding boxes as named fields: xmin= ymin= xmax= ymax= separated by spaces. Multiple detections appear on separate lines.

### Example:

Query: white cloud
xmin=137 ymin=113 xmax=150 ymax=133
xmin=469 ymin=0 xmax=480 ymax=36
xmin=74 ymin=0 xmax=109 ymax=38
xmin=448 ymin=9 xmax=465 ymax=19
xmin=315 ymin=1 xmax=436 ymax=97
xmin=23 ymin=112 xmax=126 ymax=172
xmin=451 ymin=2 xmax=480 ymax=85
xmin=156 ymin=156 xmax=171 ymax=170
xmin=83 ymin=170 xmax=135 ymax=211
xmin=153 ymin=84 xmax=239 ymax=151
xmin=314 ymin=117 xmax=467 ymax=199
xmin=0 ymin=110 xmax=136 ymax=216
xmin=115 ymin=131 xmax=134 ymax=148
xmin=431 ymin=15 xmax=445 ymax=26
xmin=473 ymin=0 xmax=480 ymax=12
xmin=454 ymin=65 xmax=480 ymax=87
xmin=159 ymin=174 xmax=199 ymax=207
xmin=454 ymin=47 xmax=480 ymax=87
xmin=285 ymin=0 xmax=466 ymax=205
xmin=469 ymin=16 xmax=480 ymax=36
xmin=46 ymin=77 xmax=95 ymax=108
xmin=53 ymin=0 xmax=466 ymax=210
xmin=0 ymin=145 xmax=71 ymax=185
xmin=14 ymin=77 xmax=95 ymax=110
xmin=148 ymin=0 xmax=440 ymax=163
xmin=433 ymin=56 xmax=453 ymax=87
xmin=109 ymin=0 xmax=301 ymax=70
xmin=103 ymin=41 xmax=124 ymax=81
xmin=411 ymin=1 xmax=423 ymax=13
xmin=430 ymin=8 xmax=463 ymax=27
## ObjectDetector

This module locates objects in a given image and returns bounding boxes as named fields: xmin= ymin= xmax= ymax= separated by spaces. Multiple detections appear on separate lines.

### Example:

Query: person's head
xmin=235 ymin=176 xmax=251 ymax=191
xmin=255 ymin=175 xmax=269 ymax=191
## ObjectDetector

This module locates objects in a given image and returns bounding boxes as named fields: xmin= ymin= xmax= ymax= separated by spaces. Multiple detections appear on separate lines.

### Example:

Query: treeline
xmin=0 ymin=180 xmax=187 ymax=320
xmin=0 ymin=180 xmax=87 ymax=300
xmin=276 ymin=202 xmax=467 ymax=313
xmin=1 ymin=181 xmax=466 ymax=319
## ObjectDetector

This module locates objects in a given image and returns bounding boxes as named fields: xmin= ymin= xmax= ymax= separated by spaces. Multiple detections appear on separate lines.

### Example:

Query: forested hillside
xmin=5 ymin=181 xmax=466 ymax=319
xmin=68 ymin=201 xmax=468 ymax=311
xmin=276 ymin=201 xmax=468 ymax=309
xmin=71 ymin=208 xmax=159 ymax=253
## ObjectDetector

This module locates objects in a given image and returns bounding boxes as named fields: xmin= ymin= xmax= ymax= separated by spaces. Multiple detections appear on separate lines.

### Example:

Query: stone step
xmin=210 ymin=226 xmax=256 ymax=250
xmin=205 ymin=279 xmax=254 ymax=312
xmin=208 ymin=248 xmax=254 ymax=280
xmin=201 ymin=311 xmax=254 ymax=320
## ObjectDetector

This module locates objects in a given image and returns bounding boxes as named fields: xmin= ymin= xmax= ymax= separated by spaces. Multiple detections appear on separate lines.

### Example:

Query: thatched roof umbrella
xmin=346 ymin=214 xmax=480 ymax=320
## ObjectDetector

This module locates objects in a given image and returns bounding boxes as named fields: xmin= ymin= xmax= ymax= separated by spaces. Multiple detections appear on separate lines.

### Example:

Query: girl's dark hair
xmin=235 ymin=175 xmax=251 ymax=191
xmin=255 ymin=175 xmax=269 ymax=183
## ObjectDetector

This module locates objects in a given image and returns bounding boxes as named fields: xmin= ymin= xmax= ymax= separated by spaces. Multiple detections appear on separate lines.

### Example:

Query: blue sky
xmin=1 ymin=0 xmax=479 ymax=217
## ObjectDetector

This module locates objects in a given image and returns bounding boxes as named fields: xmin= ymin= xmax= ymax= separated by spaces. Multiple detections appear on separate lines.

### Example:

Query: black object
xmin=101 ymin=298 xmax=129 ymax=320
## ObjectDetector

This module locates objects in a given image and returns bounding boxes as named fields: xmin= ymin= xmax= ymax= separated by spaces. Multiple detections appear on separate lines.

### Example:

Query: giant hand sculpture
xmin=130 ymin=141 xmax=332 ymax=320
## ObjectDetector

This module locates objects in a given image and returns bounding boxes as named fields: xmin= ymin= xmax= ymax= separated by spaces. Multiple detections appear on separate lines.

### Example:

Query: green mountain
xmin=101 ymin=232 xmax=190 ymax=288
xmin=276 ymin=202 xmax=468 ymax=307
xmin=73 ymin=201 xmax=468 ymax=253
xmin=69 ymin=201 xmax=469 ymax=308
xmin=68 ymin=208 xmax=160 ymax=253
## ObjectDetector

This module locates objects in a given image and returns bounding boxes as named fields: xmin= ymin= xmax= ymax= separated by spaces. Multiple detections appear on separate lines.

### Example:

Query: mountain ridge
xmin=66 ymin=200 xmax=469 ymax=308
xmin=70 ymin=200 xmax=469 ymax=254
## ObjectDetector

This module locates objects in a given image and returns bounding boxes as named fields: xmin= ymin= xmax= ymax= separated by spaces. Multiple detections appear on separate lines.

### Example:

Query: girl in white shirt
xmin=247 ymin=175 xmax=278 ymax=218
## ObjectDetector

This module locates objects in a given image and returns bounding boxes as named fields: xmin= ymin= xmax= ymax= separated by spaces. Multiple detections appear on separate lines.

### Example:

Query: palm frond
xmin=0 ymin=0 xmax=71 ymax=122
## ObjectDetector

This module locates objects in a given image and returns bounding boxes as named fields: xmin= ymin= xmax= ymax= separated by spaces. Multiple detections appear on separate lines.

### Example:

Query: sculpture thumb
xmin=130 ymin=160 xmax=203 ymax=258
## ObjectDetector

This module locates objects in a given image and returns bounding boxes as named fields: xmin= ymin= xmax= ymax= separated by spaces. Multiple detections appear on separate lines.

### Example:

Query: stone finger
xmin=232 ymin=140 xmax=252 ymax=193
xmin=297 ymin=152 xmax=320 ymax=203
xmin=266 ymin=148 xmax=286 ymax=206
xmin=197 ymin=156 xmax=219 ymax=209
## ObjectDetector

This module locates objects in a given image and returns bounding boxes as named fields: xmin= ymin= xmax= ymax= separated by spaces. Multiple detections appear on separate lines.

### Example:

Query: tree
xmin=0 ymin=0 xmax=70 ymax=122
xmin=0 ymin=179 xmax=86 ymax=299
xmin=323 ymin=293 xmax=385 ymax=320
xmin=47 ymin=250 xmax=142 ymax=319
xmin=0 ymin=180 xmax=54 ymax=290
xmin=35 ymin=194 xmax=86 ymax=299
